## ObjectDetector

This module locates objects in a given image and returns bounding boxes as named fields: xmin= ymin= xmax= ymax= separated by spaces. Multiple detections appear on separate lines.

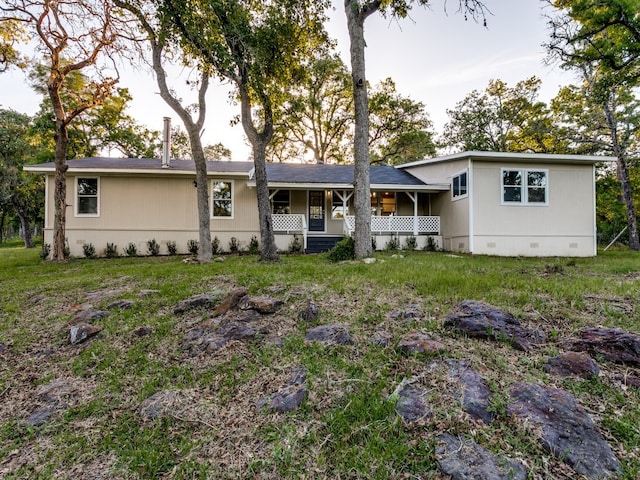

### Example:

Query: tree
xmin=344 ymin=0 xmax=489 ymax=259
xmin=163 ymin=0 xmax=329 ymax=261
xmin=546 ymin=1 xmax=640 ymax=250
xmin=268 ymin=54 xmax=353 ymax=164
xmin=1 ymin=0 xmax=130 ymax=260
xmin=441 ymin=77 xmax=564 ymax=153
xmin=368 ymin=78 xmax=435 ymax=164
xmin=0 ymin=19 xmax=27 ymax=72
xmin=0 ymin=109 xmax=44 ymax=247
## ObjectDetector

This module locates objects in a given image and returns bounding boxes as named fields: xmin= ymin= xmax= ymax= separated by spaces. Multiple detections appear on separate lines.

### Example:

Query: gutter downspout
xmin=162 ymin=117 xmax=171 ymax=168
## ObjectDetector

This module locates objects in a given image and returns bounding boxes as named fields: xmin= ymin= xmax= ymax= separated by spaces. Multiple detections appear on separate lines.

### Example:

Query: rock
xmin=139 ymin=289 xmax=160 ymax=297
xmin=140 ymin=390 xmax=179 ymax=421
xmin=27 ymin=379 xmax=75 ymax=426
xmin=622 ymin=376 xmax=640 ymax=389
xmin=27 ymin=406 xmax=58 ymax=426
xmin=106 ymin=300 xmax=134 ymax=310
xmin=182 ymin=257 xmax=199 ymax=264
xmin=394 ymin=384 xmax=429 ymax=423
xmin=133 ymin=326 xmax=153 ymax=337
xmin=444 ymin=300 xmax=546 ymax=351
xmin=507 ymin=382 xmax=621 ymax=479
xmin=211 ymin=288 xmax=249 ymax=317
xmin=238 ymin=295 xmax=283 ymax=314
xmin=391 ymin=254 xmax=404 ymax=259
xmin=363 ymin=257 xmax=376 ymax=264
xmin=173 ymin=293 xmax=217 ymax=315
xmin=386 ymin=304 xmax=422 ymax=322
xmin=299 ymin=299 xmax=319 ymax=322
xmin=566 ymin=327 xmax=640 ymax=366
xmin=305 ymin=324 xmax=352 ymax=346
xmin=436 ymin=434 xmax=527 ymax=480
xmin=397 ymin=332 xmax=446 ymax=356
xmin=446 ymin=359 xmax=494 ymax=424
xmin=543 ymin=352 xmax=600 ymax=379
xmin=213 ymin=256 xmax=225 ymax=262
xmin=69 ymin=309 xmax=109 ymax=325
xmin=0 ymin=342 xmax=6 ymax=354
xmin=215 ymin=321 xmax=259 ymax=341
xmin=69 ymin=324 xmax=103 ymax=344
xmin=257 ymin=368 xmax=307 ymax=413
xmin=28 ymin=294 xmax=47 ymax=304
xmin=371 ymin=331 xmax=393 ymax=347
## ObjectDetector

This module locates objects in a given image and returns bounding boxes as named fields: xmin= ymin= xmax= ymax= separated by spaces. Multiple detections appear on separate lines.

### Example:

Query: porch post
xmin=406 ymin=191 xmax=418 ymax=235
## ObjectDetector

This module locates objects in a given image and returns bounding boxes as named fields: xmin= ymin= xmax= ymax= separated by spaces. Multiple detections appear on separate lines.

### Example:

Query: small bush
xmin=187 ymin=239 xmax=199 ymax=257
xmin=166 ymin=241 xmax=177 ymax=256
xmin=248 ymin=235 xmax=260 ymax=255
xmin=424 ymin=236 xmax=438 ymax=252
xmin=328 ymin=236 xmax=355 ymax=262
xmin=40 ymin=243 xmax=51 ymax=260
xmin=371 ymin=236 xmax=377 ymax=251
xmin=404 ymin=235 xmax=417 ymax=250
xmin=147 ymin=238 xmax=160 ymax=256
xmin=105 ymin=243 xmax=118 ymax=258
xmin=64 ymin=239 xmax=70 ymax=258
xmin=125 ymin=242 xmax=138 ymax=257
xmin=211 ymin=236 xmax=220 ymax=255
xmin=229 ymin=237 xmax=239 ymax=254
xmin=385 ymin=235 xmax=400 ymax=251
xmin=82 ymin=243 xmax=97 ymax=259
xmin=288 ymin=234 xmax=303 ymax=254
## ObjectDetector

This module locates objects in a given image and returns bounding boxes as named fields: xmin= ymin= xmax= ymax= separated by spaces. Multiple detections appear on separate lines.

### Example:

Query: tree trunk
xmin=52 ymin=116 xmax=69 ymax=261
xmin=603 ymin=103 xmax=640 ymax=250
xmin=345 ymin=1 xmax=374 ymax=259
xmin=11 ymin=198 xmax=34 ymax=248
xmin=187 ymin=128 xmax=213 ymax=261
xmin=0 ymin=210 xmax=5 ymax=244
xmin=238 ymin=84 xmax=278 ymax=262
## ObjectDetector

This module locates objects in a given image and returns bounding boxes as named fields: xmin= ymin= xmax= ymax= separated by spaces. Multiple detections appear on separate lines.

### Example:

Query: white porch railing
xmin=272 ymin=214 xmax=307 ymax=249
xmin=343 ymin=215 xmax=440 ymax=236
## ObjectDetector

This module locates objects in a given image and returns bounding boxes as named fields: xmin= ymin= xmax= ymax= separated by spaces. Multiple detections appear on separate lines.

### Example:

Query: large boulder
xmin=506 ymin=382 xmax=621 ymax=479
xmin=394 ymin=384 xmax=430 ymax=423
xmin=444 ymin=301 xmax=546 ymax=351
xmin=566 ymin=327 xmax=640 ymax=366
xmin=446 ymin=359 xmax=494 ymax=424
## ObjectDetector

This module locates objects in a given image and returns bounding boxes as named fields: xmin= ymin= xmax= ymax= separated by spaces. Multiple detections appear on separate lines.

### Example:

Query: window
xmin=76 ymin=178 xmax=99 ymax=216
xmin=371 ymin=191 xmax=395 ymax=216
xmin=501 ymin=169 xmax=547 ymax=205
xmin=452 ymin=171 xmax=468 ymax=199
xmin=271 ymin=190 xmax=290 ymax=214
xmin=212 ymin=180 xmax=233 ymax=218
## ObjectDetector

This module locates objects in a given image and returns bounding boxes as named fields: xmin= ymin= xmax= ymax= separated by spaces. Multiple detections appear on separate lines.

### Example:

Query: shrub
xmin=328 ymin=236 xmax=355 ymax=262
xmin=404 ymin=235 xmax=417 ymax=250
xmin=187 ymin=239 xmax=199 ymax=257
xmin=248 ymin=235 xmax=260 ymax=255
xmin=371 ymin=236 xmax=377 ymax=251
xmin=125 ymin=242 xmax=138 ymax=257
xmin=229 ymin=237 xmax=239 ymax=254
xmin=105 ymin=242 xmax=119 ymax=258
xmin=166 ymin=241 xmax=177 ymax=256
xmin=40 ymin=243 xmax=51 ymax=260
xmin=82 ymin=243 xmax=97 ymax=259
xmin=288 ymin=234 xmax=303 ymax=254
xmin=424 ymin=236 xmax=438 ymax=252
xmin=211 ymin=236 xmax=220 ymax=255
xmin=147 ymin=238 xmax=160 ymax=256
xmin=64 ymin=239 xmax=70 ymax=258
xmin=385 ymin=235 xmax=400 ymax=251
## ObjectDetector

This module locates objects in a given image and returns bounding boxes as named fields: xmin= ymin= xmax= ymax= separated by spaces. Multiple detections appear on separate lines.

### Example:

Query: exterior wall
xmin=405 ymin=159 xmax=471 ymax=252
xmin=43 ymin=173 xmax=261 ymax=257
xmin=471 ymin=161 xmax=596 ymax=256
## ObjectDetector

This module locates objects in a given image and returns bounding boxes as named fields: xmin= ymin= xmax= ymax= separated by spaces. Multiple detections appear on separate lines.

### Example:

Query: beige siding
xmin=471 ymin=161 xmax=595 ymax=256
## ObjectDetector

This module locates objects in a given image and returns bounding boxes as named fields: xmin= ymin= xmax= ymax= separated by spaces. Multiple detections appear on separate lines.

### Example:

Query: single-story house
xmin=24 ymin=151 xmax=611 ymax=257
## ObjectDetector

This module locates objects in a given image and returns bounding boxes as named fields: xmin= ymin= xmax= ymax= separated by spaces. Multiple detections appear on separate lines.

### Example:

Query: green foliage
xmin=211 ymin=236 xmax=220 ymax=255
xmin=147 ymin=238 xmax=160 ymax=257
xmin=40 ymin=242 xmax=50 ymax=260
xmin=124 ymin=242 xmax=137 ymax=257
xmin=385 ymin=235 xmax=400 ymax=251
xmin=166 ymin=241 xmax=177 ymax=256
xmin=424 ymin=236 xmax=438 ymax=252
xmin=371 ymin=236 xmax=377 ymax=251
xmin=187 ymin=239 xmax=198 ymax=257
xmin=404 ymin=235 xmax=417 ymax=250
xmin=327 ymin=236 xmax=355 ymax=262
xmin=105 ymin=242 xmax=118 ymax=258
xmin=248 ymin=235 xmax=260 ymax=255
xmin=82 ymin=243 xmax=96 ymax=259
xmin=288 ymin=234 xmax=303 ymax=254
xmin=228 ymin=237 xmax=239 ymax=254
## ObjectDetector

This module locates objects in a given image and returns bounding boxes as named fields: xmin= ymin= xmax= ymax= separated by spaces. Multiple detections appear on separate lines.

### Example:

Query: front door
xmin=308 ymin=190 xmax=325 ymax=232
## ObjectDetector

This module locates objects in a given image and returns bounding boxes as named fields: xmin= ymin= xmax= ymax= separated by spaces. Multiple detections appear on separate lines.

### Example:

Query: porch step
xmin=306 ymin=236 xmax=343 ymax=254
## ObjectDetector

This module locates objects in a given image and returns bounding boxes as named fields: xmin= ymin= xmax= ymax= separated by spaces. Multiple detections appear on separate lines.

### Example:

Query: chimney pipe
xmin=162 ymin=117 xmax=171 ymax=168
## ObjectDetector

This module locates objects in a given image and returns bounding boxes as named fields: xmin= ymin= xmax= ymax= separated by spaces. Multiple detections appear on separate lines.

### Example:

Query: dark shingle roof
xmin=264 ymin=163 xmax=426 ymax=186
xmin=27 ymin=157 xmax=255 ymax=173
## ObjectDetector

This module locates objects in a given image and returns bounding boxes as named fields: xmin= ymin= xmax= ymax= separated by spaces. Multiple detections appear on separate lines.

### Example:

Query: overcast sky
xmin=0 ymin=0 xmax=576 ymax=161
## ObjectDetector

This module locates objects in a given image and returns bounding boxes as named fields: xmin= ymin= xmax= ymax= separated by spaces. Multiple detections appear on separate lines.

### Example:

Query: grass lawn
xmin=0 ymin=246 xmax=639 ymax=479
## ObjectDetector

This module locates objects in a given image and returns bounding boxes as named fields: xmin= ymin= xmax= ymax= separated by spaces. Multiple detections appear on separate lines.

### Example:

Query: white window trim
xmin=500 ymin=168 xmax=549 ymax=206
xmin=451 ymin=169 xmax=469 ymax=201
xmin=211 ymin=179 xmax=234 ymax=219
xmin=75 ymin=177 xmax=100 ymax=217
